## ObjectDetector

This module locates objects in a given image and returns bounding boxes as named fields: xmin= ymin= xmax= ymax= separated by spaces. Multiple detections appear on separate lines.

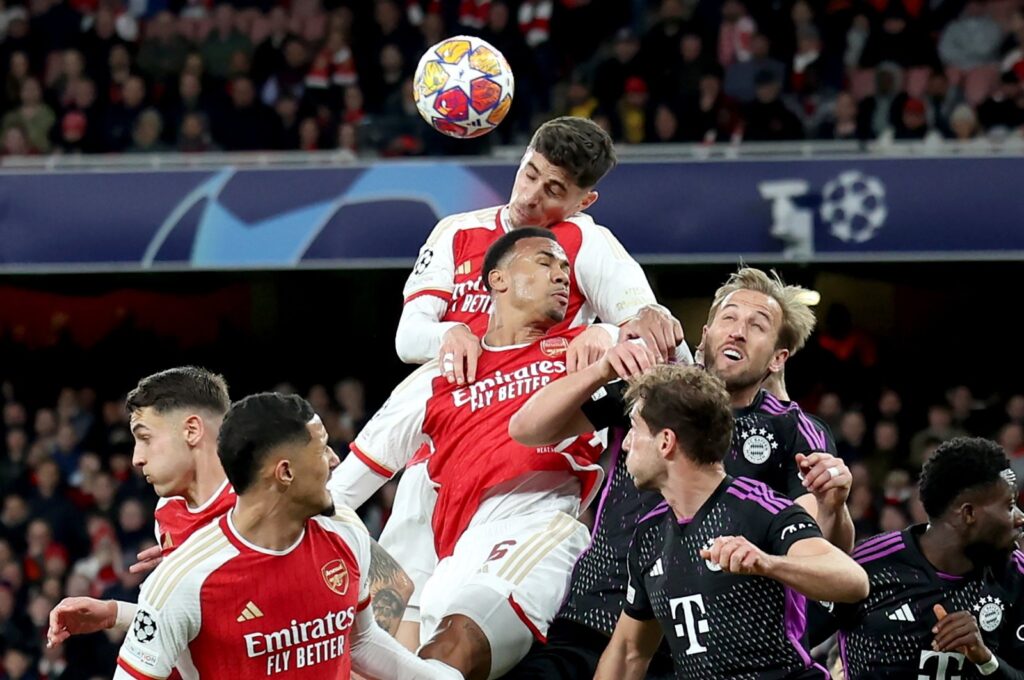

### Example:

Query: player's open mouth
xmin=722 ymin=348 xmax=743 ymax=361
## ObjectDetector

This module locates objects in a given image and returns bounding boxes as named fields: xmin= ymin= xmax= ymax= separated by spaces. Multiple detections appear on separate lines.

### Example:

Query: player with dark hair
xmin=333 ymin=117 xmax=690 ymax=650
xmin=111 ymin=392 xmax=458 ymax=680
xmin=593 ymin=365 xmax=867 ymax=678
xmin=334 ymin=229 xmax=628 ymax=680
xmin=836 ymin=437 xmax=1024 ymax=679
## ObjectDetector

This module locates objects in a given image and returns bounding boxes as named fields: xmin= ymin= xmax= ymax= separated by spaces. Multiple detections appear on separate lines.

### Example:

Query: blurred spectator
xmin=857 ymin=62 xmax=909 ymax=139
xmin=977 ymin=71 xmax=1024 ymax=133
xmin=1 ymin=77 xmax=54 ymax=153
xmin=251 ymin=6 xmax=294 ymax=86
xmin=725 ymin=32 xmax=784 ymax=103
xmin=862 ymin=419 xmax=905 ymax=486
xmin=594 ymin=28 xmax=644 ymax=112
xmin=213 ymin=75 xmax=283 ymax=150
xmin=837 ymin=410 xmax=868 ymax=464
xmin=137 ymin=11 xmax=189 ymax=88
xmin=615 ymin=75 xmax=649 ymax=143
xmin=892 ymin=97 xmax=931 ymax=140
xmin=938 ymin=1 xmax=1003 ymax=71
xmin=909 ymin=403 xmax=968 ymax=464
xmin=201 ymin=5 xmax=252 ymax=81
xmin=816 ymin=90 xmax=859 ymax=140
xmin=923 ymin=69 xmax=959 ymax=137
xmin=103 ymin=75 xmax=147 ymax=152
xmin=718 ymin=0 xmax=757 ymax=68
xmin=741 ymin=69 xmax=803 ymax=141
xmin=860 ymin=0 xmax=937 ymax=68
xmin=176 ymin=110 xmax=218 ymax=151
xmin=677 ymin=68 xmax=739 ymax=142
xmin=127 ymin=107 xmax=170 ymax=152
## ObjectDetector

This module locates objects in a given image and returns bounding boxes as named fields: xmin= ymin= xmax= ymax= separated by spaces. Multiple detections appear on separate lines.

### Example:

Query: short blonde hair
xmin=706 ymin=268 xmax=816 ymax=354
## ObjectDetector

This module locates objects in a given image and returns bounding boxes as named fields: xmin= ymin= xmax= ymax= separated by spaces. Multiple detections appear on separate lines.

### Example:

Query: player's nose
xmin=131 ymin=448 xmax=145 ymax=468
xmin=328 ymin=447 xmax=340 ymax=470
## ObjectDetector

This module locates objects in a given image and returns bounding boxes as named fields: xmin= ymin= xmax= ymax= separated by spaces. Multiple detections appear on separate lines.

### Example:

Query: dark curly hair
xmin=529 ymin=116 xmax=617 ymax=189
xmin=919 ymin=437 xmax=1012 ymax=519
xmin=482 ymin=227 xmax=556 ymax=292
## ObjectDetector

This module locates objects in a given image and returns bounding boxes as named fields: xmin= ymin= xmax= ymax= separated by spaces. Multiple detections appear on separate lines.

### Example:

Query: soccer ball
xmin=413 ymin=36 xmax=515 ymax=138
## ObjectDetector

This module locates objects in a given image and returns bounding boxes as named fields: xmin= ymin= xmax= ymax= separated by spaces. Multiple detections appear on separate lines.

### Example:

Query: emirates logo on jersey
xmin=540 ymin=337 xmax=569 ymax=358
xmin=321 ymin=559 xmax=350 ymax=596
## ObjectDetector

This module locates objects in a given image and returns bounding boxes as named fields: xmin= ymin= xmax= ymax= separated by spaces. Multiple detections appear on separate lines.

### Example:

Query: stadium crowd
xmin=1 ymin=0 xmax=1024 ymax=157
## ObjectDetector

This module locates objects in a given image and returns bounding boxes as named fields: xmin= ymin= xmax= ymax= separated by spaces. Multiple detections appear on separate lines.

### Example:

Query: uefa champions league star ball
xmin=413 ymin=35 xmax=515 ymax=138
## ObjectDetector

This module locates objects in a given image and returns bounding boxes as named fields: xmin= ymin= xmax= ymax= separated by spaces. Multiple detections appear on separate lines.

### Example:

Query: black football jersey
xmin=624 ymin=475 xmax=827 ymax=679
xmin=837 ymin=525 xmax=1024 ymax=680
xmin=557 ymin=384 xmax=836 ymax=636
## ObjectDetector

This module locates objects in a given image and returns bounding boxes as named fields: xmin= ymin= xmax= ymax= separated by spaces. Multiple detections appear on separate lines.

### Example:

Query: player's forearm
xmin=328 ymin=455 xmax=392 ymax=509
xmin=350 ymin=608 xmax=463 ymax=679
xmin=815 ymin=503 xmax=855 ymax=554
xmin=509 ymin=362 xmax=608 ymax=446
xmin=594 ymin=641 xmax=651 ymax=680
xmin=395 ymin=297 xmax=461 ymax=364
xmin=768 ymin=549 xmax=869 ymax=602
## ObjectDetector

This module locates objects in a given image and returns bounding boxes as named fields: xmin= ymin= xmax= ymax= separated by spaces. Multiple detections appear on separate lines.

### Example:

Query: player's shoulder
xmin=634 ymin=499 xmax=673 ymax=534
xmin=313 ymin=505 xmax=369 ymax=537
xmin=440 ymin=206 xmax=502 ymax=234
xmin=724 ymin=476 xmax=798 ymax=518
xmin=142 ymin=520 xmax=238 ymax=610
xmin=850 ymin=529 xmax=915 ymax=571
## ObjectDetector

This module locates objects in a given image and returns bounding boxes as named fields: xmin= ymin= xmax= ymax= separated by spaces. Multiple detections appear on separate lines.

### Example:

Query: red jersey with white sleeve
xmin=114 ymin=507 xmax=370 ymax=680
xmin=153 ymin=479 xmax=236 ymax=556
xmin=397 ymin=205 xmax=657 ymax=362
xmin=351 ymin=326 xmax=606 ymax=560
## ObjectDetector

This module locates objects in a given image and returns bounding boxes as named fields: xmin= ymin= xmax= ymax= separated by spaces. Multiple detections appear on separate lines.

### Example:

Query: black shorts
xmin=499 ymin=618 xmax=675 ymax=679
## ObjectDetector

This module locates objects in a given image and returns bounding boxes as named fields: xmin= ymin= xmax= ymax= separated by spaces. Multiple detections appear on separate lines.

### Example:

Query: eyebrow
xmin=722 ymin=302 xmax=773 ymax=324
xmin=538 ymin=250 xmax=569 ymax=266
xmin=131 ymin=423 xmax=149 ymax=434
xmin=526 ymin=162 xmax=568 ymax=193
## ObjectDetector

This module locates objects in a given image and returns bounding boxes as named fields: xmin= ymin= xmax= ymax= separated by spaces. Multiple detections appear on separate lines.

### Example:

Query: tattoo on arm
xmin=367 ymin=539 xmax=414 ymax=636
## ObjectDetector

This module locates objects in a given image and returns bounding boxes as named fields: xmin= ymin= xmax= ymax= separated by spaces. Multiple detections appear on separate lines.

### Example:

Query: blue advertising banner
xmin=1 ymin=156 xmax=1021 ymax=271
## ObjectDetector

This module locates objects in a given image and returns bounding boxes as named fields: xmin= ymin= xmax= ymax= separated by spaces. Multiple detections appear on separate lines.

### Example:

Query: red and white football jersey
xmin=153 ymin=479 xmax=236 ymax=556
xmin=403 ymin=205 xmax=657 ymax=334
xmin=351 ymin=327 xmax=605 ymax=559
xmin=114 ymin=508 xmax=370 ymax=680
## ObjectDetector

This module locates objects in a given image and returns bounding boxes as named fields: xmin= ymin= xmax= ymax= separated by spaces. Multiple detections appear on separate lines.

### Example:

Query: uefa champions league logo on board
xmin=819 ymin=171 xmax=888 ymax=244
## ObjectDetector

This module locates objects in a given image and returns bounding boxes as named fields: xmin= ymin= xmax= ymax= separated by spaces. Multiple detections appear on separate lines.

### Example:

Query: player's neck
xmin=185 ymin=445 xmax=227 ymax=510
xmin=485 ymin=309 xmax=554 ymax=347
xmin=662 ymin=463 xmax=727 ymax=520
xmin=230 ymin=496 xmax=306 ymax=552
xmin=919 ymin=522 xmax=973 ymax=575
xmin=729 ymin=384 xmax=760 ymax=409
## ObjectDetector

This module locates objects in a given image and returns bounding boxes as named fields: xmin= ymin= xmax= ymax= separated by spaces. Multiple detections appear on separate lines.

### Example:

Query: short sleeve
xmin=349 ymin=363 xmax=437 ymax=477
xmin=402 ymin=217 xmax=459 ymax=304
xmin=114 ymin=575 xmax=199 ymax=679
xmin=623 ymin=535 xmax=654 ymax=620
xmin=572 ymin=220 xmax=658 ymax=324
xmin=580 ymin=380 xmax=629 ymax=431
xmin=764 ymin=503 xmax=824 ymax=556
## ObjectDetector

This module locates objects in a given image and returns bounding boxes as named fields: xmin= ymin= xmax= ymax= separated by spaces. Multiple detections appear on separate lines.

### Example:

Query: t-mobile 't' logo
xmin=917 ymin=650 xmax=965 ymax=680
xmin=669 ymin=594 xmax=710 ymax=655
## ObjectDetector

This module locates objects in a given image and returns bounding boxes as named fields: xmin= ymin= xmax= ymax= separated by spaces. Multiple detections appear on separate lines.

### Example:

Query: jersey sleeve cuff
xmin=404 ymin=288 xmax=453 ymax=304
xmin=349 ymin=443 xmax=397 ymax=478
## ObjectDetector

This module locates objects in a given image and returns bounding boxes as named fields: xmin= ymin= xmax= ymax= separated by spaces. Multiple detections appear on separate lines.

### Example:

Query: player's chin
xmin=319 ymin=500 xmax=336 ymax=518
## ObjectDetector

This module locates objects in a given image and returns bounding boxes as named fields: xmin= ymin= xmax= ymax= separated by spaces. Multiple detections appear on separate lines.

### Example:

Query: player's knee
xmin=419 ymin=613 xmax=492 ymax=680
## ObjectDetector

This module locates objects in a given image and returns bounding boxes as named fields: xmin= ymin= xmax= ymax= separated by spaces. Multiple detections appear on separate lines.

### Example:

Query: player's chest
xmin=431 ymin=348 xmax=570 ymax=421
xmin=867 ymin=573 xmax=1009 ymax=641
xmin=728 ymin=415 xmax=789 ymax=470
xmin=197 ymin=553 xmax=361 ymax=673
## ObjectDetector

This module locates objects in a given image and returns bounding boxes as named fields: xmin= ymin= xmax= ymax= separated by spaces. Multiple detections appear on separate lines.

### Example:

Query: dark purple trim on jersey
xmin=838 ymin=631 xmax=850 ymax=678
xmin=784 ymin=587 xmax=830 ymax=678
xmin=761 ymin=392 xmax=828 ymax=451
xmin=936 ymin=571 xmax=965 ymax=581
xmin=584 ymin=429 xmax=624 ymax=542
xmin=677 ymin=516 xmax=693 ymax=525
xmin=852 ymin=534 xmax=907 ymax=565
xmin=728 ymin=477 xmax=791 ymax=514
xmin=637 ymin=500 xmax=671 ymax=525
xmin=1013 ymin=550 xmax=1024 ymax=575
xmin=851 ymin=531 xmax=901 ymax=556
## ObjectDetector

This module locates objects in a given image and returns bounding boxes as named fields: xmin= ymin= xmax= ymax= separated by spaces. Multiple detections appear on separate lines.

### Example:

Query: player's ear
xmin=767 ymin=348 xmax=789 ymax=375
xmin=274 ymin=459 xmax=294 ymax=487
xmin=487 ymin=268 xmax=507 ymax=293
xmin=578 ymin=190 xmax=598 ymax=212
xmin=182 ymin=414 xmax=203 ymax=448
xmin=659 ymin=427 xmax=677 ymax=458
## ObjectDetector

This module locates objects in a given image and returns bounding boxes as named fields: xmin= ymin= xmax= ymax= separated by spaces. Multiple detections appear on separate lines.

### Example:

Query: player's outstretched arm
xmin=795 ymin=452 xmax=856 ymax=553
xmin=702 ymin=535 xmax=868 ymax=602
xmin=350 ymin=605 xmax=464 ymax=679
xmin=47 ymin=597 xmax=138 ymax=646
xmin=594 ymin=611 xmax=663 ymax=680
xmin=509 ymin=341 xmax=657 ymax=446
xmin=367 ymin=538 xmax=414 ymax=636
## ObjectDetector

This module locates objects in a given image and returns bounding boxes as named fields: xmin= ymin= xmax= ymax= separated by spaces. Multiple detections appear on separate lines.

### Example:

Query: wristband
xmin=977 ymin=654 xmax=999 ymax=676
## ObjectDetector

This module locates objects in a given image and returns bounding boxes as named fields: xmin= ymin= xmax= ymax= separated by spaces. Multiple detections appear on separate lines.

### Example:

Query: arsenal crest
xmin=541 ymin=337 xmax=569 ymax=357
xmin=322 ymin=558 xmax=350 ymax=596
